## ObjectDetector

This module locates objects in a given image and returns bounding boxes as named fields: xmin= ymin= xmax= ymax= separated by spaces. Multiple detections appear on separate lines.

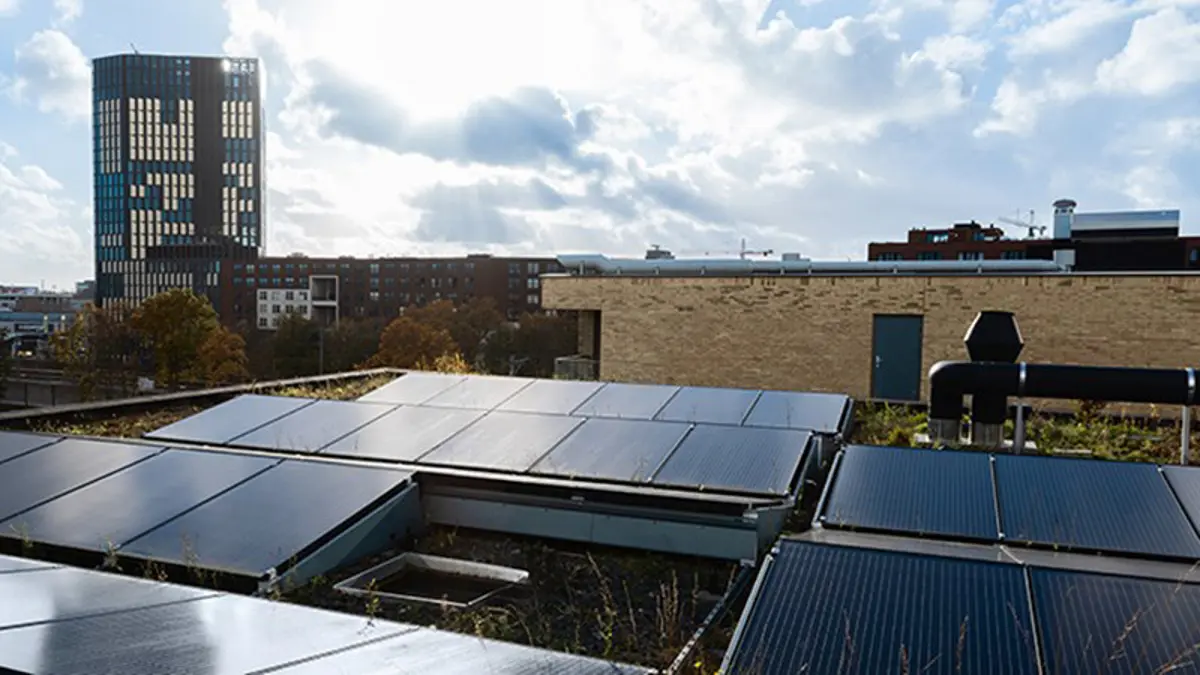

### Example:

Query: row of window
xmin=878 ymin=250 xmax=1028 ymax=262
xmin=234 ymin=261 xmax=492 ymax=274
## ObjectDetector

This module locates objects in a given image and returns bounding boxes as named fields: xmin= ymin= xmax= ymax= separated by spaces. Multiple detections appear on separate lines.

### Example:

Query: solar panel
xmin=570 ymin=382 xmax=680 ymax=419
xmin=271 ymin=625 xmax=653 ymax=675
xmin=651 ymin=425 xmax=810 ymax=495
xmin=0 ymin=431 xmax=61 ymax=465
xmin=530 ymin=418 xmax=691 ymax=483
xmin=419 ymin=412 xmax=584 ymax=472
xmin=742 ymin=390 xmax=850 ymax=433
xmin=0 ymin=565 xmax=213 ymax=630
xmin=1032 ymin=567 xmax=1200 ymax=674
xmin=421 ymin=375 xmax=534 ymax=410
xmin=496 ymin=378 xmax=605 ymax=415
xmin=144 ymin=394 xmax=315 ymax=445
xmin=0 ymin=556 xmax=56 ymax=574
xmin=725 ymin=541 xmax=1039 ymax=675
xmin=0 ymin=590 xmax=405 ymax=674
xmin=821 ymin=446 xmax=1000 ymax=541
xmin=994 ymin=455 xmax=1200 ymax=559
xmin=320 ymin=406 xmax=485 ymax=462
xmin=0 ymin=439 xmax=161 ymax=523
xmin=655 ymin=386 xmax=761 ymax=425
xmin=0 ymin=449 xmax=277 ymax=554
xmin=1162 ymin=465 xmax=1200 ymax=531
xmin=119 ymin=460 xmax=413 ymax=577
xmin=229 ymin=399 xmax=397 ymax=452
xmin=358 ymin=371 xmax=466 ymax=405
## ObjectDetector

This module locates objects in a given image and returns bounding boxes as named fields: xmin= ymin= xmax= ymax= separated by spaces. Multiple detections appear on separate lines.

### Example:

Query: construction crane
xmin=999 ymin=210 xmax=1045 ymax=239
xmin=672 ymin=238 xmax=775 ymax=259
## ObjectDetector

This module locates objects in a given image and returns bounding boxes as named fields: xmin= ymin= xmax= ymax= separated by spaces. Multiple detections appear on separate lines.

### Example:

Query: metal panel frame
xmin=423 ymin=483 xmax=780 ymax=563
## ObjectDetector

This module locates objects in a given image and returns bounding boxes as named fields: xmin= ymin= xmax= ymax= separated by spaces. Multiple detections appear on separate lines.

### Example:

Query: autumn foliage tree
xmin=403 ymin=298 xmax=503 ymax=362
xmin=369 ymin=316 xmax=459 ymax=369
xmin=51 ymin=303 xmax=142 ymax=400
xmin=195 ymin=325 xmax=251 ymax=386
xmin=131 ymin=289 xmax=221 ymax=388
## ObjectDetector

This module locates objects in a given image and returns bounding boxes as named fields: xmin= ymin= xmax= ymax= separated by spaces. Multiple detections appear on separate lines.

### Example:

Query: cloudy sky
xmin=1 ymin=0 xmax=1199 ymax=289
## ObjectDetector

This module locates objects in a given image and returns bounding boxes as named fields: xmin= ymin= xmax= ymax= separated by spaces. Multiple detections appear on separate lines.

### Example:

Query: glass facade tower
xmin=92 ymin=53 xmax=263 ymax=308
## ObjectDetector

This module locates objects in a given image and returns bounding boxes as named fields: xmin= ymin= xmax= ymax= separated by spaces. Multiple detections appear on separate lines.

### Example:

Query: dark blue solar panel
xmin=1162 ymin=466 xmax=1200 ymax=534
xmin=0 ymin=432 xmax=60 ymax=465
xmin=1032 ymin=568 xmax=1200 ymax=674
xmin=742 ymin=390 xmax=850 ymax=433
xmin=144 ymin=394 xmax=315 ymax=445
xmin=651 ymin=425 xmax=810 ymax=495
xmin=320 ymin=406 xmax=485 ymax=462
xmin=570 ymin=383 xmax=680 ymax=420
xmin=358 ymin=372 xmax=466 ymax=405
xmin=421 ymin=376 xmax=534 ymax=410
xmin=530 ymin=418 xmax=691 ymax=483
xmin=497 ymin=379 xmax=605 ymax=415
xmin=822 ymin=446 xmax=999 ymax=541
xmin=725 ymin=541 xmax=1039 ymax=675
xmin=654 ymin=387 xmax=761 ymax=425
xmin=418 ymin=412 xmax=584 ymax=472
xmin=230 ymin=400 xmax=397 ymax=452
xmin=994 ymin=455 xmax=1200 ymax=559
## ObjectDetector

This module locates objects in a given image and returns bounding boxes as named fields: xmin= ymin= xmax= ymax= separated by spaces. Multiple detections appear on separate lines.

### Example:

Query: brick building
xmin=219 ymin=254 xmax=562 ymax=330
xmin=543 ymin=259 xmax=1200 ymax=402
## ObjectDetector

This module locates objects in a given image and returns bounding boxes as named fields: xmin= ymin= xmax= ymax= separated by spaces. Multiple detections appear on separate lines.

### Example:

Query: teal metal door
xmin=871 ymin=315 xmax=924 ymax=401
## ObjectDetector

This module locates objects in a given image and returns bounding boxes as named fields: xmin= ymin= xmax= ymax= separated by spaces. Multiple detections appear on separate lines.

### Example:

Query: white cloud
xmin=6 ymin=30 xmax=91 ymax=121
xmin=1006 ymin=0 xmax=1133 ymax=58
xmin=52 ymin=0 xmax=82 ymax=24
xmin=0 ymin=0 xmax=18 ymax=17
xmin=0 ymin=144 xmax=88 ymax=288
xmin=1095 ymin=7 xmax=1200 ymax=95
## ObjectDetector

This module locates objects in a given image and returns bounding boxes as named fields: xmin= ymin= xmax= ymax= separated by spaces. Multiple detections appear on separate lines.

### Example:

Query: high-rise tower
xmin=92 ymin=53 xmax=263 ymax=307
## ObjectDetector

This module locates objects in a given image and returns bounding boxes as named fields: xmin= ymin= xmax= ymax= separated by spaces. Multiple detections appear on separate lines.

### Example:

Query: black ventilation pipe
xmin=929 ymin=361 xmax=1199 ymax=446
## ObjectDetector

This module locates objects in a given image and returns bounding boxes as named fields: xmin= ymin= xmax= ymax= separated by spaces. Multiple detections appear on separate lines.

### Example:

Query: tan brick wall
xmin=542 ymin=274 xmax=1200 ymax=400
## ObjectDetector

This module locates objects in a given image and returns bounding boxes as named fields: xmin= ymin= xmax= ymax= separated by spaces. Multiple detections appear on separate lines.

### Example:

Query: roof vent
xmin=964 ymin=310 xmax=1024 ymax=363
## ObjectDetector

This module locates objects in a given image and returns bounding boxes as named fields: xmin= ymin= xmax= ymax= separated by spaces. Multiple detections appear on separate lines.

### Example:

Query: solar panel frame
xmin=357 ymin=371 xmax=467 ymax=405
xmin=119 ymin=460 xmax=414 ymax=577
xmin=143 ymin=394 xmax=316 ymax=445
xmin=0 ymin=439 xmax=163 ymax=523
xmin=529 ymin=417 xmax=692 ymax=483
xmin=1031 ymin=567 xmax=1200 ymax=674
xmin=496 ymin=379 xmax=605 ymax=415
xmin=418 ymin=411 xmax=585 ymax=473
xmin=319 ymin=405 xmax=486 ymax=463
xmin=228 ymin=399 xmax=398 ymax=453
xmin=0 ymin=431 xmax=62 ymax=466
xmin=0 ymin=449 xmax=278 ymax=554
xmin=569 ymin=382 xmax=681 ymax=420
xmin=1161 ymin=465 xmax=1200 ymax=534
xmin=994 ymin=454 xmax=1200 ymax=560
xmin=724 ymin=540 xmax=1040 ymax=675
xmin=820 ymin=445 xmax=1001 ymax=541
xmin=742 ymin=390 xmax=851 ymax=433
xmin=654 ymin=386 xmax=762 ymax=426
xmin=650 ymin=425 xmax=811 ymax=496
xmin=420 ymin=375 xmax=535 ymax=410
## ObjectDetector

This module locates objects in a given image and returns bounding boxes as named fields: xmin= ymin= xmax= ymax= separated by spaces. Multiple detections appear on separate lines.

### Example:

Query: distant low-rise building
xmin=868 ymin=199 xmax=1198 ymax=272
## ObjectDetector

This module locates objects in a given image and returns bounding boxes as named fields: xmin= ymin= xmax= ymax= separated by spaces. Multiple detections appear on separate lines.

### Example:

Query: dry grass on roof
xmin=28 ymin=373 xmax=397 ymax=439
xmin=283 ymin=525 xmax=743 ymax=671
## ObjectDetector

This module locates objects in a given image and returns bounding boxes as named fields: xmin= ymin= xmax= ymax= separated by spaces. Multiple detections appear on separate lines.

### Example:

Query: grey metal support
xmin=1013 ymin=363 xmax=1027 ymax=455
xmin=1185 ymin=368 xmax=1196 ymax=466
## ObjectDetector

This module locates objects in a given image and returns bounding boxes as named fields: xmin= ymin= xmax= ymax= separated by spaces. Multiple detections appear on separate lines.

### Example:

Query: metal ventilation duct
xmin=556 ymin=254 xmax=1066 ymax=277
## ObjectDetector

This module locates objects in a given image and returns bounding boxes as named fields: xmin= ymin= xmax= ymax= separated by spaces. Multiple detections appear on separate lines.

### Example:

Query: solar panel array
xmin=0 ymin=432 xmax=414 ymax=581
xmin=725 ymin=539 xmax=1200 ymax=675
xmin=0 ymin=554 xmax=652 ymax=674
xmin=818 ymin=445 xmax=1200 ymax=561
xmin=144 ymin=372 xmax=848 ymax=497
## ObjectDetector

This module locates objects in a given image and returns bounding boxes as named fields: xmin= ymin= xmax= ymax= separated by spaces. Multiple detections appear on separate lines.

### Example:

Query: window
xmin=527 ymin=278 xmax=540 ymax=289
xmin=298 ymin=291 xmax=309 ymax=300
xmin=258 ymin=290 xmax=268 ymax=300
xmin=526 ymin=294 xmax=540 ymax=305
xmin=509 ymin=263 xmax=520 ymax=275
xmin=509 ymin=278 xmax=520 ymax=289
xmin=527 ymin=262 xmax=540 ymax=274
xmin=1190 ymin=249 xmax=1200 ymax=266
xmin=916 ymin=251 xmax=942 ymax=261
xmin=927 ymin=232 xmax=949 ymax=244
xmin=369 ymin=263 xmax=380 ymax=274
xmin=258 ymin=303 xmax=267 ymax=314
xmin=958 ymin=251 xmax=984 ymax=261
xmin=1002 ymin=250 xmax=1026 ymax=260
xmin=258 ymin=317 xmax=268 ymax=327
xmin=285 ymin=304 xmax=294 ymax=314
xmin=369 ymin=290 xmax=380 ymax=301
xmin=271 ymin=304 xmax=281 ymax=313
xmin=285 ymin=291 xmax=294 ymax=301
xmin=877 ymin=253 xmax=903 ymax=261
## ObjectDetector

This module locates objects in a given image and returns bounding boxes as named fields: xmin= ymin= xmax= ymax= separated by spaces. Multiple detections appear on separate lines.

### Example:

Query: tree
xmin=480 ymin=311 xmax=578 ymax=377
xmin=0 ymin=329 xmax=11 ymax=392
xmin=51 ymin=304 xmax=142 ymax=400
xmin=272 ymin=313 xmax=321 ymax=378
xmin=404 ymin=298 xmax=503 ymax=362
xmin=323 ymin=318 xmax=385 ymax=372
xmin=196 ymin=325 xmax=250 ymax=386
xmin=370 ymin=316 xmax=459 ymax=369
xmin=131 ymin=289 xmax=219 ymax=388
